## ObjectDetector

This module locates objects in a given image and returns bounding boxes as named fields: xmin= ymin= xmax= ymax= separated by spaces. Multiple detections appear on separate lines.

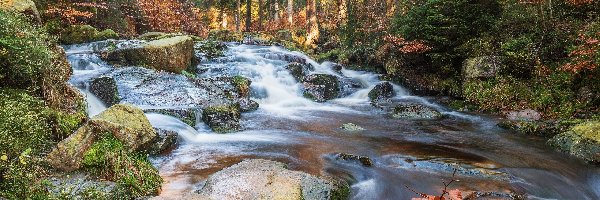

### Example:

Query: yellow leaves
xmin=1 ymin=154 xmax=7 ymax=161
xmin=0 ymin=0 xmax=14 ymax=9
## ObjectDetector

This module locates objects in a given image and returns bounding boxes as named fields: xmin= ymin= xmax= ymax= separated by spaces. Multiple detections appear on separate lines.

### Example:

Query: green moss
xmin=82 ymin=134 xmax=163 ymax=199
xmin=572 ymin=121 xmax=600 ymax=143
xmin=59 ymin=25 xmax=119 ymax=44
xmin=195 ymin=39 xmax=226 ymax=58
xmin=232 ymin=75 xmax=250 ymax=97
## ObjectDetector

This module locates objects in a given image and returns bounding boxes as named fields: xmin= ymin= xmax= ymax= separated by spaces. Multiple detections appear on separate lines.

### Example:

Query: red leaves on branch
xmin=384 ymin=34 xmax=432 ymax=53
xmin=561 ymin=30 xmax=599 ymax=73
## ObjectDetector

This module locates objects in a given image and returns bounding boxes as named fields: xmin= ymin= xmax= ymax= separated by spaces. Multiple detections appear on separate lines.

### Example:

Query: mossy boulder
xmin=0 ymin=0 xmax=41 ymax=24
xmin=335 ymin=153 xmax=373 ymax=167
xmin=286 ymin=62 xmax=311 ymax=82
xmin=462 ymin=56 xmax=501 ymax=79
xmin=303 ymin=74 xmax=340 ymax=102
xmin=202 ymin=104 xmax=241 ymax=133
xmin=148 ymin=128 xmax=178 ymax=155
xmin=197 ymin=159 xmax=350 ymax=200
xmin=47 ymin=104 xmax=158 ymax=172
xmin=59 ymin=25 xmax=119 ymax=45
xmin=144 ymin=108 xmax=198 ymax=127
xmin=548 ymin=121 xmax=600 ymax=164
xmin=392 ymin=103 xmax=443 ymax=120
xmin=104 ymin=36 xmax=198 ymax=73
xmin=368 ymin=81 xmax=395 ymax=101
xmin=195 ymin=39 xmax=227 ymax=58
xmin=90 ymin=76 xmax=120 ymax=107
xmin=138 ymin=32 xmax=167 ymax=40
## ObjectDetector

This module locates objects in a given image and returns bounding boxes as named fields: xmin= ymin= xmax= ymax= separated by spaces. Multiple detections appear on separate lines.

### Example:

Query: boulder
xmin=104 ymin=36 xmax=198 ymax=73
xmin=286 ymin=62 xmax=311 ymax=82
xmin=392 ymin=103 xmax=442 ymax=120
xmin=202 ymin=104 xmax=241 ymax=133
xmin=148 ymin=128 xmax=178 ymax=155
xmin=47 ymin=173 xmax=116 ymax=199
xmin=90 ymin=76 xmax=120 ymax=107
xmin=59 ymin=25 xmax=118 ymax=45
xmin=0 ymin=0 xmax=41 ymax=24
xmin=463 ymin=56 xmax=501 ymax=79
xmin=139 ymin=32 xmax=167 ymax=40
xmin=503 ymin=109 xmax=541 ymax=121
xmin=368 ymin=81 xmax=395 ymax=101
xmin=47 ymin=104 xmax=158 ymax=171
xmin=303 ymin=74 xmax=340 ymax=102
xmin=548 ymin=121 xmax=600 ymax=164
xmin=197 ymin=159 xmax=349 ymax=200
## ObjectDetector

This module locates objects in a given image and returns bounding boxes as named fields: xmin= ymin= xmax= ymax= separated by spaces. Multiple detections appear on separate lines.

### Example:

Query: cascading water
xmin=64 ymin=41 xmax=599 ymax=199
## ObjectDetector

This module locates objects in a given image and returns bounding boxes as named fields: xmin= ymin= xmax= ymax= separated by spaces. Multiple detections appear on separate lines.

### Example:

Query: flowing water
xmin=64 ymin=42 xmax=600 ymax=199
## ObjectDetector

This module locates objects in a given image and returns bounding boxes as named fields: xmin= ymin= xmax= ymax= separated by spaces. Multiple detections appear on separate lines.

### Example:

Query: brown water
xmin=151 ymin=104 xmax=600 ymax=199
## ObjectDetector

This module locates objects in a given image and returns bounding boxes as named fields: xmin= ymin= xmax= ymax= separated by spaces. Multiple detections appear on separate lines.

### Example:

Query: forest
xmin=0 ymin=0 xmax=599 ymax=199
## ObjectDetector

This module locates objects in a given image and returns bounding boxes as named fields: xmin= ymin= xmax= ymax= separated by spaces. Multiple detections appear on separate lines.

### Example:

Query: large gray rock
xmin=90 ymin=76 xmax=120 ymax=106
xmin=548 ymin=121 xmax=600 ymax=164
xmin=392 ymin=103 xmax=442 ymax=120
xmin=303 ymin=74 xmax=340 ymax=102
xmin=197 ymin=159 xmax=349 ymax=200
xmin=103 ymin=36 xmax=198 ymax=73
xmin=47 ymin=104 xmax=157 ymax=171
xmin=368 ymin=81 xmax=395 ymax=101
xmin=463 ymin=56 xmax=501 ymax=79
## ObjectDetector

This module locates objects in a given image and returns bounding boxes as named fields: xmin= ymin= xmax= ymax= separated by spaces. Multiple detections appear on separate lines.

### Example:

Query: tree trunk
xmin=306 ymin=0 xmax=319 ymax=45
xmin=246 ymin=0 xmax=251 ymax=31
xmin=236 ymin=0 xmax=241 ymax=31
xmin=259 ymin=0 xmax=263 ymax=31
xmin=287 ymin=0 xmax=293 ymax=26
xmin=274 ymin=0 xmax=279 ymax=21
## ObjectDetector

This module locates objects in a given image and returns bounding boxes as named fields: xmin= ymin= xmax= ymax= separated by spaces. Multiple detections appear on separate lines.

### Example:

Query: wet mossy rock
xmin=303 ymin=74 xmax=340 ymax=102
xmin=138 ymin=32 xmax=167 ymax=40
xmin=286 ymin=62 xmax=311 ymax=82
xmin=59 ymin=25 xmax=118 ymax=45
xmin=90 ymin=76 xmax=120 ymax=107
xmin=392 ymin=103 xmax=443 ymax=120
xmin=104 ymin=36 xmax=198 ymax=73
xmin=368 ymin=81 xmax=395 ymax=101
xmin=462 ymin=56 xmax=502 ymax=79
xmin=0 ymin=0 xmax=41 ymax=24
xmin=144 ymin=108 xmax=198 ymax=127
xmin=47 ymin=104 xmax=158 ymax=171
xmin=548 ymin=121 xmax=600 ymax=164
xmin=197 ymin=159 xmax=350 ymax=200
xmin=202 ymin=104 xmax=242 ymax=133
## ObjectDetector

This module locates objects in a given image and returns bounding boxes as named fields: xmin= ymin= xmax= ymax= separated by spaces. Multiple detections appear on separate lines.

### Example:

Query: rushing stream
xmin=64 ymin=41 xmax=600 ymax=199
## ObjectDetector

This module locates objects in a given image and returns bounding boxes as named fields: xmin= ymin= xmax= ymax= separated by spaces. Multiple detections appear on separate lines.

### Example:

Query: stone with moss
xmin=0 ymin=0 xmax=41 ymax=24
xmin=138 ymin=32 xmax=167 ymax=40
xmin=286 ymin=62 xmax=311 ymax=82
xmin=548 ymin=121 xmax=600 ymax=164
xmin=59 ymin=25 xmax=119 ymax=45
xmin=392 ymin=103 xmax=442 ymax=120
xmin=202 ymin=104 xmax=241 ymax=133
xmin=303 ymin=74 xmax=340 ymax=102
xmin=144 ymin=108 xmax=198 ymax=127
xmin=104 ymin=36 xmax=198 ymax=73
xmin=368 ymin=81 xmax=395 ymax=102
xmin=47 ymin=104 xmax=157 ymax=172
xmin=197 ymin=159 xmax=350 ymax=200
xmin=90 ymin=76 xmax=120 ymax=107
xmin=462 ymin=56 xmax=502 ymax=79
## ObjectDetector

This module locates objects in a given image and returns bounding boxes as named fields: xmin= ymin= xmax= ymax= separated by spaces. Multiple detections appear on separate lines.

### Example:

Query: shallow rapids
xmin=64 ymin=42 xmax=600 ymax=199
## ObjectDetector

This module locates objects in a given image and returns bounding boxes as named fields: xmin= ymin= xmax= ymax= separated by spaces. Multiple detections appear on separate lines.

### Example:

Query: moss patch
xmin=59 ymin=25 xmax=119 ymax=44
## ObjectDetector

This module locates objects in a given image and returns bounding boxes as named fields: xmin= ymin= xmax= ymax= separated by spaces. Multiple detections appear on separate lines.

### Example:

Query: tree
xmin=245 ymin=0 xmax=251 ymax=31
xmin=305 ymin=0 xmax=319 ymax=45
xmin=236 ymin=0 xmax=240 ymax=31
xmin=287 ymin=0 xmax=293 ymax=26
xmin=259 ymin=0 xmax=263 ymax=30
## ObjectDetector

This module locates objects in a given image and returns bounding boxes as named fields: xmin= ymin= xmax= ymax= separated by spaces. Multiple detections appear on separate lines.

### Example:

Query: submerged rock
xmin=340 ymin=123 xmax=365 ymax=131
xmin=338 ymin=77 xmax=363 ymax=97
xmin=197 ymin=159 xmax=349 ymax=200
xmin=392 ymin=103 xmax=442 ymax=120
xmin=202 ymin=104 xmax=241 ymax=133
xmin=548 ymin=121 xmax=600 ymax=164
xmin=47 ymin=104 xmax=157 ymax=171
xmin=303 ymin=74 xmax=340 ymax=102
xmin=103 ymin=36 xmax=198 ymax=73
xmin=335 ymin=153 xmax=373 ymax=167
xmin=368 ymin=81 xmax=395 ymax=102
xmin=286 ymin=62 xmax=311 ymax=82
xmin=47 ymin=173 xmax=116 ymax=199
xmin=148 ymin=128 xmax=178 ymax=155
xmin=144 ymin=108 xmax=198 ymax=127
xmin=89 ymin=76 xmax=120 ymax=106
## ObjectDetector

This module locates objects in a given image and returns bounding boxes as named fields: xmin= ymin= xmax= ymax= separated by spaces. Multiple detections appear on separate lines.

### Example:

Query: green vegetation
xmin=82 ymin=134 xmax=162 ymax=198
xmin=59 ymin=25 xmax=119 ymax=45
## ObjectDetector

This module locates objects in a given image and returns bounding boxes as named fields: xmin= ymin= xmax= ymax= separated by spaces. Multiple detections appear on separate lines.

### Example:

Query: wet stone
xmin=89 ymin=76 xmax=120 ymax=106
xmin=335 ymin=153 xmax=373 ymax=167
